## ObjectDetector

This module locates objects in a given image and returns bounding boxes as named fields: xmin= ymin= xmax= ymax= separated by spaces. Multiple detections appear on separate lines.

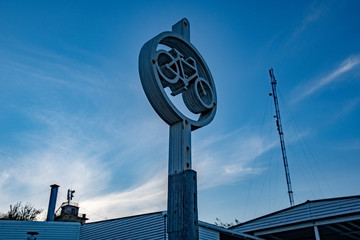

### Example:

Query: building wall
xmin=0 ymin=220 xmax=80 ymax=240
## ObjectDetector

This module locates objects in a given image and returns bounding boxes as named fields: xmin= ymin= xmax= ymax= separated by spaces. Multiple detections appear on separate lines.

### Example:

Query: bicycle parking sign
xmin=139 ymin=19 xmax=216 ymax=239
xmin=139 ymin=18 xmax=217 ymax=130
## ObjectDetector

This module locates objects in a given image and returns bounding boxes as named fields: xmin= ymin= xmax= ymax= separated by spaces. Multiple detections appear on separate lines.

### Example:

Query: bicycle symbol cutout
xmin=139 ymin=18 xmax=217 ymax=130
xmin=155 ymin=48 xmax=215 ymax=114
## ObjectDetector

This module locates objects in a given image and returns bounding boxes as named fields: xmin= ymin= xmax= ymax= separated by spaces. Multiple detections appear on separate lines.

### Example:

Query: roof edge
xmin=84 ymin=211 xmax=165 ymax=225
xmin=230 ymin=195 xmax=360 ymax=229
xmin=199 ymin=221 xmax=265 ymax=240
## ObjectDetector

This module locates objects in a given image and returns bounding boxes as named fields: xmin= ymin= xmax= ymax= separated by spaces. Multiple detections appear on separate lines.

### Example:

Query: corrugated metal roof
xmin=231 ymin=195 xmax=360 ymax=233
xmin=0 ymin=211 xmax=262 ymax=240
xmin=80 ymin=211 xmax=167 ymax=240
xmin=0 ymin=220 xmax=80 ymax=240
xmin=81 ymin=211 xmax=222 ymax=240
xmin=199 ymin=224 xmax=219 ymax=240
xmin=199 ymin=221 xmax=263 ymax=240
xmin=80 ymin=211 xmax=266 ymax=240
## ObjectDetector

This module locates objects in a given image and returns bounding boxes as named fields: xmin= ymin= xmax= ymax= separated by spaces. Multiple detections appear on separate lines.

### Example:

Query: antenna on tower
xmin=67 ymin=189 xmax=75 ymax=204
xmin=269 ymin=68 xmax=295 ymax=207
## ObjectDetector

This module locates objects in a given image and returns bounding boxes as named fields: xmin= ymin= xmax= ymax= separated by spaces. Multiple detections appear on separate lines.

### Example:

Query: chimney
xmin=46 ymin=184 xmax=59 ymax=221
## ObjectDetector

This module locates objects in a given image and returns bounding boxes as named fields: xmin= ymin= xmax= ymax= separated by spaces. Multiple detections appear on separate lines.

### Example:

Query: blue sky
xmin=0 ymin=0 xmax=359 ymax=224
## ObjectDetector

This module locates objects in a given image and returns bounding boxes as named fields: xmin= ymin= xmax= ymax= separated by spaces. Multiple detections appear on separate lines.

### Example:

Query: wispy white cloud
xmin=337 ymin=139 xmax=360 ymax=151
xmin=74 ymin=125 xmax=282 ymax=221
xmin=193 ymin=129 xmax=279 ymax=190
xmin=81 ymin=173 xmax=167 ymax=221
xmin=0 ymin=113 xmax=112 ymax=213
xmin=0 ymin=106 xmax=169 ymax=218
xmin=0 ymin=173 xmax=10 ymax=189
xmin=0 ymin=41 xmax=171 ymax=222
xmin=292 ymin=3 xmax=328 ymax=39
xmin=340 ymin=97 xmax=360 ymax=115
xmin=293 ymin=54 xmax=360 ymax=103
xmin=329 ymin=97 xmax=360 ymax=124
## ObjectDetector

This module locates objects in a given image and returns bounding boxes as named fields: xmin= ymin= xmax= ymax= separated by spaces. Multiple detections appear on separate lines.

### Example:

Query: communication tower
xmin=269 ymin=68 xmax=295 ymax=207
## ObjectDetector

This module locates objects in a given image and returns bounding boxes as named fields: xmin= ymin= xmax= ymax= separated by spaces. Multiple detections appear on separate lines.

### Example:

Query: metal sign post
xmin=139 ymin=18 xmax=217 ymax=240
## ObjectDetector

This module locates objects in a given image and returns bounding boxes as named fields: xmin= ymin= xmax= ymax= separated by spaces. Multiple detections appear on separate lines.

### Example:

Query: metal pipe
xmin=46 ymin=184 xmax=59 ymax=221
xmin=314 ymin=225 xmax=321 ymax=240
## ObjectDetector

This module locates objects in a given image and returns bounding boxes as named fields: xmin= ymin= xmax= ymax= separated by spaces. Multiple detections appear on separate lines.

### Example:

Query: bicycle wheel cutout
xmin=183 ymin=77 xmax=214 ymax=114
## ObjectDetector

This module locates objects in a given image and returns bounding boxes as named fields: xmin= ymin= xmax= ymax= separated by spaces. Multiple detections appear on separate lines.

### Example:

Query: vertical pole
xmin=167 ymin=120 xmax=199 ymax=240
xmin=46 ymin=184 xmax=59 ymax=221
xmin=314 ymin=225 xmax=321 ymax=240
xmin=169 ymin=120 xmax=192 ymax=174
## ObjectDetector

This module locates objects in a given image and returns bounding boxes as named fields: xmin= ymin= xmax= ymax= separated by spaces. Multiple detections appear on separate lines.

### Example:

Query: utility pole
xmin=269 ymin=68 xmax=295 ymax=207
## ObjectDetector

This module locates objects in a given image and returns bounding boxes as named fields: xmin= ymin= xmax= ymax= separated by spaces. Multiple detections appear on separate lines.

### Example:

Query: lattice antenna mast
xmin=269 ymin=68 xmax=295 ymax=207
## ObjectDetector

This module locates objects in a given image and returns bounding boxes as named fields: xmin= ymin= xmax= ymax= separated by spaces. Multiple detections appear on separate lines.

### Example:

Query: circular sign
xmin=139 ymin=28 xmax=217 ymax=130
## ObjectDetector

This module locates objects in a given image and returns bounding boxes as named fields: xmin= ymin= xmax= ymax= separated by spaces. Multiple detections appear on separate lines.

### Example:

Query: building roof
xmin=81 ymin=211 xmax=264 ymax=240
xmin=80 ymin=211 xmax=167 ymax=240
xmin=0 ymin=211 xmax=261 ymax=240
xmin=231 ymin=195 xmax=360 ymax=240
xmin=199 ymin=221 xmax=263 ymax=240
